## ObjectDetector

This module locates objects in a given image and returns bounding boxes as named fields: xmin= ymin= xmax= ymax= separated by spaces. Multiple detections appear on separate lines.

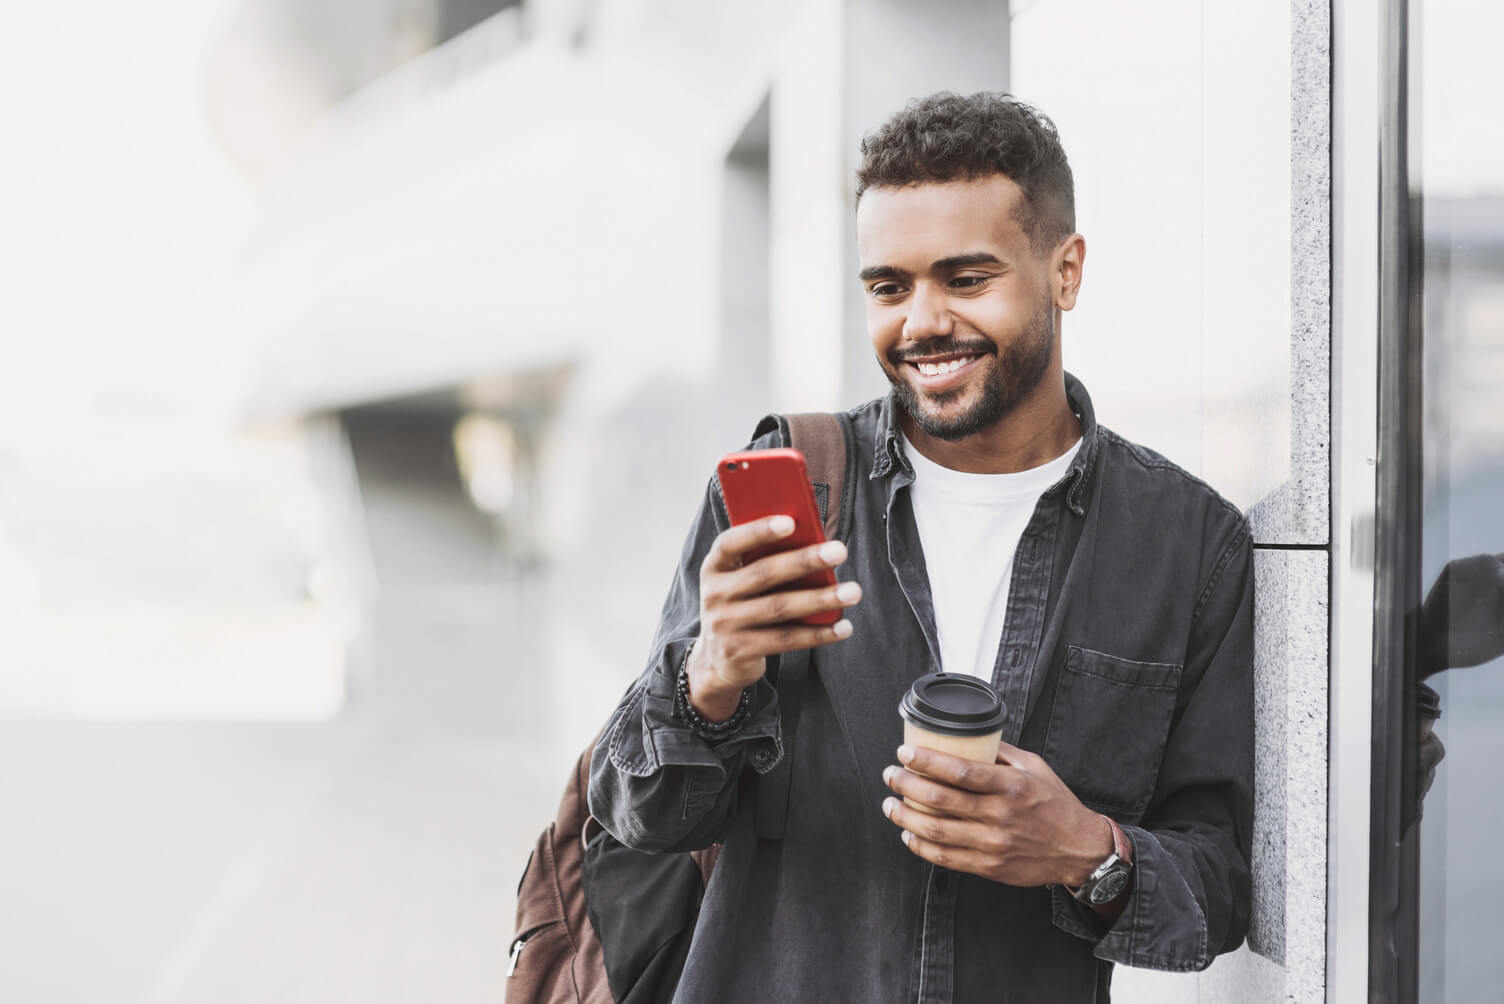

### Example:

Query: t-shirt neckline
xmin=900 ymin=433 xmax=1083 ymax=503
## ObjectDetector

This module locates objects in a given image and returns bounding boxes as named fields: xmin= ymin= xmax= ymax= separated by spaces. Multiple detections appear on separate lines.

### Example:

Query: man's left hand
xmin=881 ymin=740 xmax=1111 ymax=889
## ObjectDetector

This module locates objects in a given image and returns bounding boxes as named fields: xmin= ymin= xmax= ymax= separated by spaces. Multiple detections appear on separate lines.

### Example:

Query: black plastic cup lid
xmin=899 ymin=673 xmax=1007 ymax=737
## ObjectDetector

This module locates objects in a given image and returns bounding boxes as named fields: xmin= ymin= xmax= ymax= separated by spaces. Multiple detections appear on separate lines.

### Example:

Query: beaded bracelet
xmin=673 ymin=645 xmax=753 ymax=739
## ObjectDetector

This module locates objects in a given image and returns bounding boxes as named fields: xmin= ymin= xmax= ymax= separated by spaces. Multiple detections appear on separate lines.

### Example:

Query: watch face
xmin=1089 ymin=869 xmax=1130 ymax=905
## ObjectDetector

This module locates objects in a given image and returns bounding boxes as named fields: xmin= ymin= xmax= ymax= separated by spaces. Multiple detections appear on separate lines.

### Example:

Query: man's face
xmin=856 ymin=176 xmax=1060 ymax=443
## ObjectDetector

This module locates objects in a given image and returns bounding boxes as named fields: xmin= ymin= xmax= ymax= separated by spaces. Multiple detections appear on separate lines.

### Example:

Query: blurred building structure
xmin=1 ymin=0 xmax=1498 ymax=1001
xmin=232 ymin=0 xmax=1017 ymax=762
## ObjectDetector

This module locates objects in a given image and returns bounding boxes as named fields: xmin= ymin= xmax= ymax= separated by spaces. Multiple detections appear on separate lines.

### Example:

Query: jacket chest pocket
xmin=1041 ymin=646 xmax=1182 ymax=819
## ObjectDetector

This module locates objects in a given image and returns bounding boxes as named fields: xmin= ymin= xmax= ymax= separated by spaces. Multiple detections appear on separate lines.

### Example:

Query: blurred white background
xmin=0 ymin=1 xmax=1013 ymax=999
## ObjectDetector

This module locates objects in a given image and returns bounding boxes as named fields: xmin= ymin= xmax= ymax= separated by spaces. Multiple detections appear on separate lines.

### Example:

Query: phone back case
xmin=716 ymin=449 xmax=839 ymax=624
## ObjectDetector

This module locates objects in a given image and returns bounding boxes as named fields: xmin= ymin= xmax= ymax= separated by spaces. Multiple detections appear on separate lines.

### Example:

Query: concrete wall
xmin=1011 ymin=0 xmax=1332 ymax=1000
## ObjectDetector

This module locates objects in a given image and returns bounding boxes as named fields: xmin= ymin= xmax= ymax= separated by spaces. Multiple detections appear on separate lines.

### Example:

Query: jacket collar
xmin=870 ymin=371 xmax=1100 ymax=516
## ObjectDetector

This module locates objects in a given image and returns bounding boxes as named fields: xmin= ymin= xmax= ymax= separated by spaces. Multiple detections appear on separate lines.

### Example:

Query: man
xmin=589 ymin=92 xmax=1253 ymax=1002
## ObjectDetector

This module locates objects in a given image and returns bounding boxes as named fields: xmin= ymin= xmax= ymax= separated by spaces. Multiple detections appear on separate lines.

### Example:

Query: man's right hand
xmin=686 ymin=514 xmax=861 ymax=721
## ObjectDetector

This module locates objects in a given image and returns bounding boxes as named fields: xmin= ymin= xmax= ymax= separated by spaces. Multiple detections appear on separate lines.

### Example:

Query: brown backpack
xmin=506 ymin=412 xmax=855 ymax=1004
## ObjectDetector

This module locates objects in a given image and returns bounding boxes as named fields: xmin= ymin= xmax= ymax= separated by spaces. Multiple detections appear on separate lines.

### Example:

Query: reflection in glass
xmin=1413 ymin=2 xmax=1504 ymax=999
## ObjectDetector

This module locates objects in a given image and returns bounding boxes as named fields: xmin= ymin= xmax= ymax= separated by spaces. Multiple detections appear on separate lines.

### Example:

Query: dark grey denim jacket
xmin=589 ymin=374 xmax=1255 ymax=1003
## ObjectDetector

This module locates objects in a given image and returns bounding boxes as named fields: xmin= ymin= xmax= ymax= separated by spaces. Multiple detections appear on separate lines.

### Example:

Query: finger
xmin=882 ymin=795 xmax=1004 ymax=853
xmin=704 ymin=515 xmax=798 ymax=573
xmin=881 ymin=764 xmax=981 ymax=819
xmin=994 ymin=740 xmax=1041 ymax=770
xmin=896 ymin=744 xmax=1009 ymax=794
xmin=893 ymin=827 xmax=991 ymax=876
xmin=722 ymin=540 xmax=848 ymax=600
xmin=722 ymin=580 xmax=862 ymax=631
xmin=721 ymin=619 xmax=855 ymax=661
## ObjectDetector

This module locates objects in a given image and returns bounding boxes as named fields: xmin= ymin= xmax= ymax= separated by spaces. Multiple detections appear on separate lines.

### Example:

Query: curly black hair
xmin=856 ymin=92 xmax=1075 ymax=251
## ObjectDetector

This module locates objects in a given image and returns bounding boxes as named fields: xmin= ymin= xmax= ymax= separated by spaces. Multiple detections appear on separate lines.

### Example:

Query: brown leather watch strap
xmin=1105 ymin=815 xmax=1132 ymax=865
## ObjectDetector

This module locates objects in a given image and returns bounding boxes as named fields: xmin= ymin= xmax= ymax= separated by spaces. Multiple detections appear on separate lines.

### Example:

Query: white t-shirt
xmin=901 ymin=434 xmax=1082 ymax=680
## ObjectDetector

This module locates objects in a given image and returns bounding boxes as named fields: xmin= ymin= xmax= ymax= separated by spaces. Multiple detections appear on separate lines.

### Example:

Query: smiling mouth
xmin=903 ymin=352 xmax=986 ymax=378
xmin=912 ymin=357 xmax=974 ymax=376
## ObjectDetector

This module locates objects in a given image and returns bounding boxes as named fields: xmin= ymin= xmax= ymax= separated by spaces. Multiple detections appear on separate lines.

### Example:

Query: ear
xmin=1053 ymin=234 xmax=1086 ymax=311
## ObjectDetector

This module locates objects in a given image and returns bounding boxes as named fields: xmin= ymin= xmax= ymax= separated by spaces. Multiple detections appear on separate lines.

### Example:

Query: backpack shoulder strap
xmin=784 ymin=412 xmax=856 ymax=543
xmin=751 ymin=410 xmax=855 ymax=840
xmin=749 ymin=411 xmax=857 ymax=542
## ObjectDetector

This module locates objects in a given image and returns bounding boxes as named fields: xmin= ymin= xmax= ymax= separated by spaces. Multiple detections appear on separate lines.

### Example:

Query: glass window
xmin=1412 ymin=0 xmax=1504 ymax=998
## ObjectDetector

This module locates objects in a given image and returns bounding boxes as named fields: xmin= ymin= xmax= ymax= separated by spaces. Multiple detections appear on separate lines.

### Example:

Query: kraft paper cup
xmin=898 ymin=673 xmax=1007 ymax=816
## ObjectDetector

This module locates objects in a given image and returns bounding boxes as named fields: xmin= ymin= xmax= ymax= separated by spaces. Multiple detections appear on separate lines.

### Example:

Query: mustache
xmin=888 ymin=338 xmax=996 ymax=364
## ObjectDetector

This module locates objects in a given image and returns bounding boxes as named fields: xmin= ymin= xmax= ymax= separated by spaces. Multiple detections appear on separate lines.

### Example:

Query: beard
xmin=883 ymin=295 xmax=1056 ymax=443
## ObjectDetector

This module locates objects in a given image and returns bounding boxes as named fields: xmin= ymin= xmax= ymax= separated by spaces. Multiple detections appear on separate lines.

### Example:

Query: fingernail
xmin=882 ymin=766 xmax=896 ymax=785
xmin=897 ymin=744 xmax=915 ymax=764
xmin=836 ymin=582 xmax=861 ymax=604
xmin=819 ymin=541 xmax=847 ymax=564
xmin=882 ymin=797 xmax=896 ymax=818
xmin=770 ymin=515 xmax=795 ymax=536
xmin=901 ymin=831 xmax=913 ymax=847
xmin=832 ymin=619 xmax=853 ymax=639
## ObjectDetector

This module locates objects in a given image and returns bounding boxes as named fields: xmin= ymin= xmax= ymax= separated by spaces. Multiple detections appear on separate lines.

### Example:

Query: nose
xmin=901 ymin=282 xmax=954 ymax=341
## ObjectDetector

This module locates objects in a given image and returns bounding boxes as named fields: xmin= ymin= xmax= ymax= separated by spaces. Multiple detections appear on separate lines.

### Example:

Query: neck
xmin=901 ymin=374 xmax=1081 ymax=475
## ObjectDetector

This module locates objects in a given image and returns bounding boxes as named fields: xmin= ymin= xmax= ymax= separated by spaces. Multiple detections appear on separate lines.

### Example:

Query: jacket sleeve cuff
xmin=1048 ymin=825 xmax=1212 ymax=973
xmin=608 ymin=638 xmax=783 ymax=780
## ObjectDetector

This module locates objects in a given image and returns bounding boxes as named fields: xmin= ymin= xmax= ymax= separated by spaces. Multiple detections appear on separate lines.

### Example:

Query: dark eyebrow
xmin=932 ymin=252 xmax=1004 ymax=270
xmin=858 ymin=252 xmax=1004 ymax=283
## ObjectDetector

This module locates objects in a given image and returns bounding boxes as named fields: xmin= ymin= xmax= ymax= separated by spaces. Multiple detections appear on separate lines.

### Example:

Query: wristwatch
xmin=1070 ymin=815 xmax=1134 ymax=907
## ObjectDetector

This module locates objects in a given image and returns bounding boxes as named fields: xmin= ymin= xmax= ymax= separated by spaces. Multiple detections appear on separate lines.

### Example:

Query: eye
xmin=869 ymin=282 xmax=906 ymax=300
xmin=949 ymin=274 xmax=992 ymax=290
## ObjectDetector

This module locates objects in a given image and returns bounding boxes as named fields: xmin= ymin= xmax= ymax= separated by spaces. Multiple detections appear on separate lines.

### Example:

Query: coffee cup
xmin=897 ymin=673 xmax=1007 ymax=815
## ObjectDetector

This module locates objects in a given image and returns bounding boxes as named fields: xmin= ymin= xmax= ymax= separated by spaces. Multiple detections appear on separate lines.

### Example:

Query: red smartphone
xmin=716 ymin=448 xmax=840 ymax=625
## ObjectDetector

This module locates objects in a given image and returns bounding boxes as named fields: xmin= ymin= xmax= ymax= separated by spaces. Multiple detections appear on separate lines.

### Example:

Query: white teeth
xmin=915 ymin=358 xmax=968 ymax=376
